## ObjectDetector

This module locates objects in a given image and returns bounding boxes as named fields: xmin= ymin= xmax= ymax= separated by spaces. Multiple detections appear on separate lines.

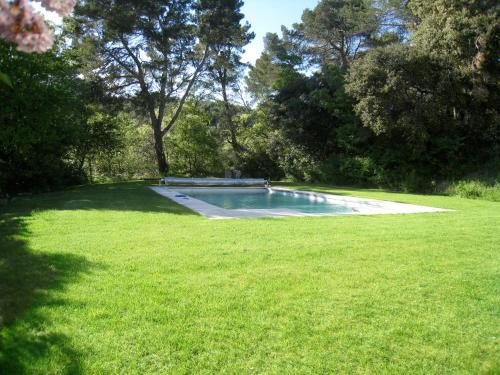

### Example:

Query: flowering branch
xmin=0 ymin=0 xmax=74 ymax=53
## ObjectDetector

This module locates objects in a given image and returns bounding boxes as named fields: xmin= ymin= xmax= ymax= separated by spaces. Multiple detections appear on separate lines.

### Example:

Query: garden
xmin=0 ymin=0 xmax=499 ymax=373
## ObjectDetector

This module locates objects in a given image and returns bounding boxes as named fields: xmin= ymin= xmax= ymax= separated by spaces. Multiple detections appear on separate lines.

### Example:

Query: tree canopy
xmin=0 ymin=0 xmax=498 ymax=196
xmin=71 ymin=0 xmax=248 ymax=174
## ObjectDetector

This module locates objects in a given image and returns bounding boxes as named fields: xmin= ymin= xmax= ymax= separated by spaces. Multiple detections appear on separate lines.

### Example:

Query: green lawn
xmin=1 ymin=182 xmax=499 ymax=374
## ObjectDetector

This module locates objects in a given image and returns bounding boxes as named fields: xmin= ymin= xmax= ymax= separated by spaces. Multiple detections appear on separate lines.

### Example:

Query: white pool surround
xmin=149 ymin=186 xmax=451 ymax=219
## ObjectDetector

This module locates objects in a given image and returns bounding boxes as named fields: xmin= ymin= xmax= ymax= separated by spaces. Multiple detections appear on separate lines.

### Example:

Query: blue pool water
xmin=183 ymin=189 xmax=353 ymax=214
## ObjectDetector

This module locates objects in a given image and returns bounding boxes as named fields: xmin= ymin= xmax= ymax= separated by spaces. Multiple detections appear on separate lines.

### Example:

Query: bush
xmin=166 ymin=108 xmax=223 ymax=177
xmin=447 ymin=180 xmax=500 ymax=202
xmin=319 ymin=154 xmax=378 ymax=186
xmin=276 ymin=143 xmax=322 ymax=182
xmin=0 ymin=42 xmax=90 ymax=196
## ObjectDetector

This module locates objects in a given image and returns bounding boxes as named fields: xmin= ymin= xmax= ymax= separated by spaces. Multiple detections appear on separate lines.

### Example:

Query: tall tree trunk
xmin=89 ymin=158 xmax=93 ymax=184
xmin=153 ymin=45 xmax=210 ymax=175
xmin=153 ymin=122 xmax=169 ymax=175
xmin=221 ymin=78 xmax=243 ymax=156
xmin=134 ymin=45 xmax=209 ymax=176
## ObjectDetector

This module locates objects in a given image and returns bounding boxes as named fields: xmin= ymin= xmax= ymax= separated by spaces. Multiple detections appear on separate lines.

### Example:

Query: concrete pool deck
xmin=149 ymin=186 xmax=452 ymax=219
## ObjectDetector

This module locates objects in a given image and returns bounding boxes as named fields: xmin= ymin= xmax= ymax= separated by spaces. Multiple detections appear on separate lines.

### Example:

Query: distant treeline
xmin=1 ymin=0 xmax=498 ymax=196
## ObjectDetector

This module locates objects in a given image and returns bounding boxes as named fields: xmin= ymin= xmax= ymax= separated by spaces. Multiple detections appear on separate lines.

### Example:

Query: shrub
xmin=447 ymin=180 xmax=500 ymax=202
xmin=319 ymin=154 xmax=378 ymax=186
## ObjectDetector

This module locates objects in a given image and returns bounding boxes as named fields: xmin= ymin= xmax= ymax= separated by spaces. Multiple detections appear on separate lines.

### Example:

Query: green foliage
xmin=0 ymin=72 xmax=12 ymax=88
xmin=75 ymin=108 xmax=124 ymax=179
xmin=270 ymin=66 xmax=356 ymax=160
xmin=109 ymin=118 xmax=158 ymax=179
xmin=320 ymin=154 xmax=379 ymax=185
xmin=2 ymin=0 xmax=499 ymax=195
xmin=166 ymin=105 xmax=223 ymax=177
xmin=447 ymin=180 xmax=500 ymax=202
xmin=245 ymin=26 xmax=308 ymax=101
xmin=83 ymin=111 xmax=155 ymax=181
xmin=238 ymin=115 xmax=284 ymax=180
xmin=302 ymin=0 xmax=379 ymax=68
xmin=197 ymin=0 xmax=249 ymax=46
xmin=73 ymin=0 xmax=251 ymax=174
xmin=0 ymin=42 xmax=85 ymax=195
xmin=278 ymin=146 xmax=322 ymax=182
xmin=243 ymin=0 xmax=498 ymax=190
xmin=245 ymin=53 xmax=282 ymax=100
xmin=204 ymin=0 xmax=254 ymax=160
xmin=0 ymin=39 xmax=126 ymax=195
xmin=347 ymin=45 xmax=461 ymax=139
xmin=259 ymin=64 xmax=378 ymax=183
xmin=344 ymin=0 xmax=499 ymax=189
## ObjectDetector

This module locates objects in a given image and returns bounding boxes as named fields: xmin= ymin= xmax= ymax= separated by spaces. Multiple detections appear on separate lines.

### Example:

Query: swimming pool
xmin=150 ymin=186 xmax=450 ymax=219
xmin=184 ymin=188 xmax=353 ymax=214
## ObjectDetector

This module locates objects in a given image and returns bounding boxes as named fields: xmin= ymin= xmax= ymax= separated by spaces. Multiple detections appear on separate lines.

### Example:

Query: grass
xmin=0 ymin=181 xmax=499 ymax=374
xmin=446 ymin=180 xmax=500 ymax=202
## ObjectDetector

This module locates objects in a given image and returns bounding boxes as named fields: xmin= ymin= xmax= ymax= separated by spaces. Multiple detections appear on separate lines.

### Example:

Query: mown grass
xmin=1 ymin=181 xmax=499 ymax=374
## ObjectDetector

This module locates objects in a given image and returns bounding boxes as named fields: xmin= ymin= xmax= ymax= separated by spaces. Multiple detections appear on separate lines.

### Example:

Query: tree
xmin=245 ymin=52 xmax=281 ymax=101
xmin=270 ymin=66 xmax=357 ymax=165
xmin=301 ymin=0 xmax=379 ymax=69
xmin=347 ymin=45 xmax=462 ymax=140
xmin=408 ymin=0 xmax=499 ymax=105
xmin=346 ymin=0 xmax=500 ymax=186
xmin=246 ymin=26 xmax=307 ymax=101
xmin=205 ymin=0 xmax=254 ymax=156
xmin=166 ymin=103 xmax=222 ymax=176
xmin=72 ymin=0 xmax=246 ymax=175
xmin=74 ymin=107 xmax=125 ymax=182
xmin=0 ymin=39 xmax=120 ymax=194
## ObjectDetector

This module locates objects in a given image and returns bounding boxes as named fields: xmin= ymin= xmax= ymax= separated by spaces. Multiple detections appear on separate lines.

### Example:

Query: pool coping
xmin=149 ymin=186 xmax=452 ymax=219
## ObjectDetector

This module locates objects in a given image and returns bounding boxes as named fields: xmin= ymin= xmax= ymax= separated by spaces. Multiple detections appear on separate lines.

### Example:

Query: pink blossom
xmin=41 ymin=0 xmax=74 ymax=17
xmin=15 ymin=13 xmax=54 ymax=52
xmin=0 ymin=0 xmax=73 ymax=53
xmin=0 ymin=0 xmax=16 ymax=41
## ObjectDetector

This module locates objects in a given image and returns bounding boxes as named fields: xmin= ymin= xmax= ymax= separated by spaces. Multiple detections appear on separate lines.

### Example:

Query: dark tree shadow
xmin=0 ymin=182 xmax=198 ymax=372
xmin=13 ymin=181 xmax=197 ymax=215
xmin=0 ymin=211 xmax=102 ymax=374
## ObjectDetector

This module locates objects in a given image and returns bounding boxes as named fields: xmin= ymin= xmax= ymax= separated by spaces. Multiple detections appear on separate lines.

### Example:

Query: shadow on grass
xmin=0 ymin=212 xmax=102 ymax=374
xmin=11 ymin=181 xmax=196 ymax=216
xmin=0 ymin=181 xmax=192 ymax=373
